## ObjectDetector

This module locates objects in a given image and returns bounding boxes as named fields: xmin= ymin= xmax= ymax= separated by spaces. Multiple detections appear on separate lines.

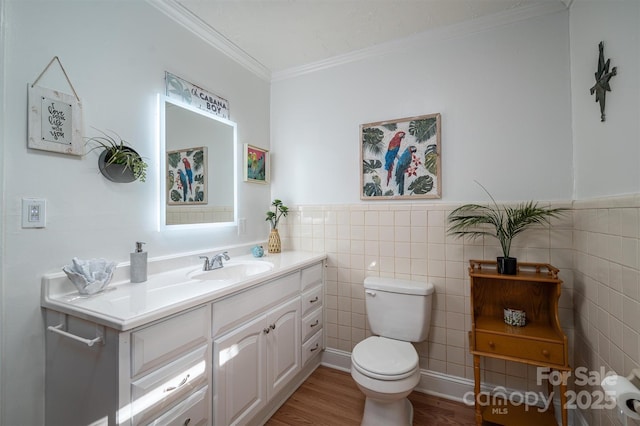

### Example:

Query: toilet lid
xmin=352 ymin=336 xmax=418 ymax=380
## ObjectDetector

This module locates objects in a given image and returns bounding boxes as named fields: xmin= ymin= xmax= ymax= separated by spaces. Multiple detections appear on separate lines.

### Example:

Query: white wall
xmin=271 ymin=10 xmax=573 ymax=204
xmin=570 ymin=0 xmax=640 ymax=200
xmin=0 ymin=1 xmax=270 ymax=424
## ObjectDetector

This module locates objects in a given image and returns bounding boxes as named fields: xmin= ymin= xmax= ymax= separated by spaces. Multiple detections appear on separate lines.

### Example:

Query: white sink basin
xmin=187 ymin=260 xmax=274 ymax=282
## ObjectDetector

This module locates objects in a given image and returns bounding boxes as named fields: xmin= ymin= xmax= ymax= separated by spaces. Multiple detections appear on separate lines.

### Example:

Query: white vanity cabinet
xmin=43 ymin=253 xmax=325 ymax=426
xmin=212 ymin=272 xmax=301 ymax=425
xmin=44 ymin=305 xmax=211 ymax=426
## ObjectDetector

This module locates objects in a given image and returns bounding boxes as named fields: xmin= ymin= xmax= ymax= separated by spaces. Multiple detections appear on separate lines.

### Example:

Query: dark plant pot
xmin=98 ymin=148 xmax=139 ymax=183
xmin=497 ymin=257 xmax=517 ymax=275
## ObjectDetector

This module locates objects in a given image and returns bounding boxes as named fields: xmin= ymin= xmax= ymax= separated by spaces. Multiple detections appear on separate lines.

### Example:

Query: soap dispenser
xmin=130 ymin=241 xmax=147 ymax=283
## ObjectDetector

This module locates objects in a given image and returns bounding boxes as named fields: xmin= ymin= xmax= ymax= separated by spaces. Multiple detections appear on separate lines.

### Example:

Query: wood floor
xmin=266 ymin=366 xmax=477 ymax=425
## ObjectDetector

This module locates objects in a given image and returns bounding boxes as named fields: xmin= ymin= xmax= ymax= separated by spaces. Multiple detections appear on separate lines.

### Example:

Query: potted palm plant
xmin=86 ymin=129 xmax=147 ymax=183
xmin=265 ymin=199 xmax=289 ymax=253
xmin=447 ymin=183 xmax=566 ymax=274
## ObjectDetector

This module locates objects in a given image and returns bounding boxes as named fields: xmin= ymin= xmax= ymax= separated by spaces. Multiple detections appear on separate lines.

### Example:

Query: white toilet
xmin=351 ymin=276 xmax=434 ymax=426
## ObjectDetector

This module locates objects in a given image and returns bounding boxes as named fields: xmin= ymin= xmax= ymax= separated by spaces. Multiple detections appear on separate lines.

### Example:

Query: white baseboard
xmin=321 ymin=348 xmax=582 ymax=425
xmin=320 ymin=347 xmax=351 ymax=372
xmin=321 ymin=348 xmax=474 ymax=404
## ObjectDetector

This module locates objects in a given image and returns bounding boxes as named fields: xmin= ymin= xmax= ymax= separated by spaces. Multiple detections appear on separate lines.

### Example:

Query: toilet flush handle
xmin=365 ymin=290 xmax=376 ymax=297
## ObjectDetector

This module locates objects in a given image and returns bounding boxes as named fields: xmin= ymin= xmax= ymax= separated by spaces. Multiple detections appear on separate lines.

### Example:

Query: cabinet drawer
xmin=301 ymin=308 xmax=323 ymax=342
xmin=132 ymin=306 xmax=209 ymax=377
xmin=301 ymin=262 xmax=323 ymax=291
xmin=131 ymin=345 xmax=208 ymax=424
xmin=212 ymin=271 xmax=299 ymax=336
xmin=475 ymin=332 xmax=564 ymax=365
xmin=147 ymin=385 xmax=208 ymax=426
xmin=302 ymin=329 xmax=323 ymax=366
xmin=301 ymin=285 xmax=323 ymax=317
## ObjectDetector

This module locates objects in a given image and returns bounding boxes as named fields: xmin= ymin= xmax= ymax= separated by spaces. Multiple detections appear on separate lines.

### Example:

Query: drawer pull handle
xmin=310 ymin=296 xmax=319 ymax=303
xmin=270 ymin=323 xmax=276 ymax=330
xmin=310 ymin=319 xmax=319 ymax=328
xmin=310 ymin=343 xmax=320 ymax=352
xmin=488 ymin=341 xmax=495 ymax=349
xmin=184 ymin=418 xmax=191 ymax=426
xmin=263 ymin=328 xmax=270 ymax=334
xmin=542 ymin=349 xmax=550 ymax=357
xmin=164 ymin=374 xmax=190 ymax=392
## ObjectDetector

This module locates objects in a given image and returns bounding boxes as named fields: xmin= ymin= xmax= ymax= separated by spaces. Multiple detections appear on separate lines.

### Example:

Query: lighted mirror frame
xmin=157 ymin=94 xmax=238 ymax=230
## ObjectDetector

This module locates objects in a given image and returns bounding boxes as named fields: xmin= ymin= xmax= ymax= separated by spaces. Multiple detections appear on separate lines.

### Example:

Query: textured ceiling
xmin=175 ymin=0 xmax=566 ymax=74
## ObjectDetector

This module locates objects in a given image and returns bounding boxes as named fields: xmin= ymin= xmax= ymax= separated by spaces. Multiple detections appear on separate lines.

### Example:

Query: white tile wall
xmin=166 ymin=205 xmax=233 ymax=225
xmin=573 ymin=196 xmax=640 ymax=426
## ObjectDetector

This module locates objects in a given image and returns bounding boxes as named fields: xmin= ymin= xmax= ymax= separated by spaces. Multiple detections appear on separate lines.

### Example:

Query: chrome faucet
xmin=199 ymin=251 xmax=230 ymax=271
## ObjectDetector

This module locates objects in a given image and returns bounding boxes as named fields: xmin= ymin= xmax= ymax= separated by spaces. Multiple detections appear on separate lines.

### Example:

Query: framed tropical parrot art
xmin=166 ymin=146 xmax=207 ymax=205
xmin=244 ymin=144 xmax=270 ymax=184
xmin=360 ymin=113 xmax=441 ymax=200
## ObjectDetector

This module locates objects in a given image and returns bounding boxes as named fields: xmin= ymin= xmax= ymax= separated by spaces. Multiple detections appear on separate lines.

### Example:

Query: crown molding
xmin=272 ymin=0 xmax=568 ymax=82
xmin=148 ymin=0 xmax=567 ymax=84
xmin=147 ymin=0 xmax=271 ymax=82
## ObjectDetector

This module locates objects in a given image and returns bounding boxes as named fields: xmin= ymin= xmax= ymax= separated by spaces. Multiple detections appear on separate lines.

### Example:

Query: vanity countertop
xmin=42 ymin=250 xmax=326 ymax=331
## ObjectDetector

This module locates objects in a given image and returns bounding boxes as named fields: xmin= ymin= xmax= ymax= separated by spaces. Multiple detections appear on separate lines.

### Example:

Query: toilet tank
xmin=364 ymin=277 xmax=434 ymax=342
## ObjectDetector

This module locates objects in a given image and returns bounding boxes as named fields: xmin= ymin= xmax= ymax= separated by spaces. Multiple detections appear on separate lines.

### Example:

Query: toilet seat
xmin=352 ymin=336 xmax=418 ymax=380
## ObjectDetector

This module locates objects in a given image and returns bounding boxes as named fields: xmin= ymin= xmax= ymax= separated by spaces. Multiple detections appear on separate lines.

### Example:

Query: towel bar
xmin=47 ymin=323 xmax=104 ymax=347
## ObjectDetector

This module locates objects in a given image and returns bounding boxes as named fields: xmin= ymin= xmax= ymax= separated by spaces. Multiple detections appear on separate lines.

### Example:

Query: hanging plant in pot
xmin=447 ymin=183 xmax=566 ymax=275
xmin=86 ymin=129 xmax=147 ymax=183
xmin=265 ymin=199 xmax=289 ymax=253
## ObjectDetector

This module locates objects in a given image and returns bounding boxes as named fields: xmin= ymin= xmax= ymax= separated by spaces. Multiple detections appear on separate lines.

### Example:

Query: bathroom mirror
xmin=159 ymin=95 xmax=237 ymax=228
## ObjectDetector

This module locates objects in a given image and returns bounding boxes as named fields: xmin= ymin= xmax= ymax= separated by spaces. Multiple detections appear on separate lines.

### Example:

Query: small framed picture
xmin=244 ymin=144 xmax=269 ymax=184
xmin=27 ymin=84 xmax=84 ymax=156
xmin=166 ymin=146 xmax=208 ymax=205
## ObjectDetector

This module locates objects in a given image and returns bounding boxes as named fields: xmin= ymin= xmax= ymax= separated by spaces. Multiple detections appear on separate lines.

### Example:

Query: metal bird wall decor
xmin=590 ymin=41 xmax=617 ymax=122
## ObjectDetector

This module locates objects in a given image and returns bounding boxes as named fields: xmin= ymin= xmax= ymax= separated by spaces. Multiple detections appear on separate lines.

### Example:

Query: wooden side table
xmin=468 ymin=260 xmax=570 ymax=426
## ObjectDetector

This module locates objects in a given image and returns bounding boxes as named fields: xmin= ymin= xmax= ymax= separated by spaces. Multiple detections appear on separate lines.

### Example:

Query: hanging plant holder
xmin=98 ymin=147 xmax=142 ymax=183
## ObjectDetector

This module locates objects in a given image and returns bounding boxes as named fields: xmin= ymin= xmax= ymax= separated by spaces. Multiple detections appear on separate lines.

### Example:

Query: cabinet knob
xmin=488 ymin=341 xmax=495 ymax=349
xmin=542 ymin=349 xmax=550 ymax=357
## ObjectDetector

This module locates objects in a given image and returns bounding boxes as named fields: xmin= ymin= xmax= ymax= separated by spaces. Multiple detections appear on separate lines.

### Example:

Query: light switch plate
xmin=22 ymin=198 xmax=46 ymax=228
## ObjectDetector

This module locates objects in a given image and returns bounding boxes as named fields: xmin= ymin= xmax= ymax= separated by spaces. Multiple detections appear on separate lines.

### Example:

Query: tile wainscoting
xmin=573 ymin=196 xmax=640 ymax=426
xmin=278 ymin=197 xmax=640 ymax=425
xmin=278 ymin=202 xmax=574 ymax=394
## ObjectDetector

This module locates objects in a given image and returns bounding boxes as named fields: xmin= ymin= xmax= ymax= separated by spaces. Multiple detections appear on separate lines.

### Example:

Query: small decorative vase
xmin=268 ymin=229 xmax=281 ymax=253
xmin=252 ymin=245 xmax=264 ymax=258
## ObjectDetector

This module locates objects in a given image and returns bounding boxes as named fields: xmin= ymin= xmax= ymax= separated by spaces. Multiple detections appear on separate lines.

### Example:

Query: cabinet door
xmin=214 ymin=314 xmax=267 ymax=426
xmin=266 ymin=297 xmax=301 ymax=400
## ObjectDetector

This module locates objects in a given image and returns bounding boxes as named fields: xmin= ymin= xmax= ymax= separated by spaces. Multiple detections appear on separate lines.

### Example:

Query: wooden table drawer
xmin=475 ymin=332 xmax=564 ymax=365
